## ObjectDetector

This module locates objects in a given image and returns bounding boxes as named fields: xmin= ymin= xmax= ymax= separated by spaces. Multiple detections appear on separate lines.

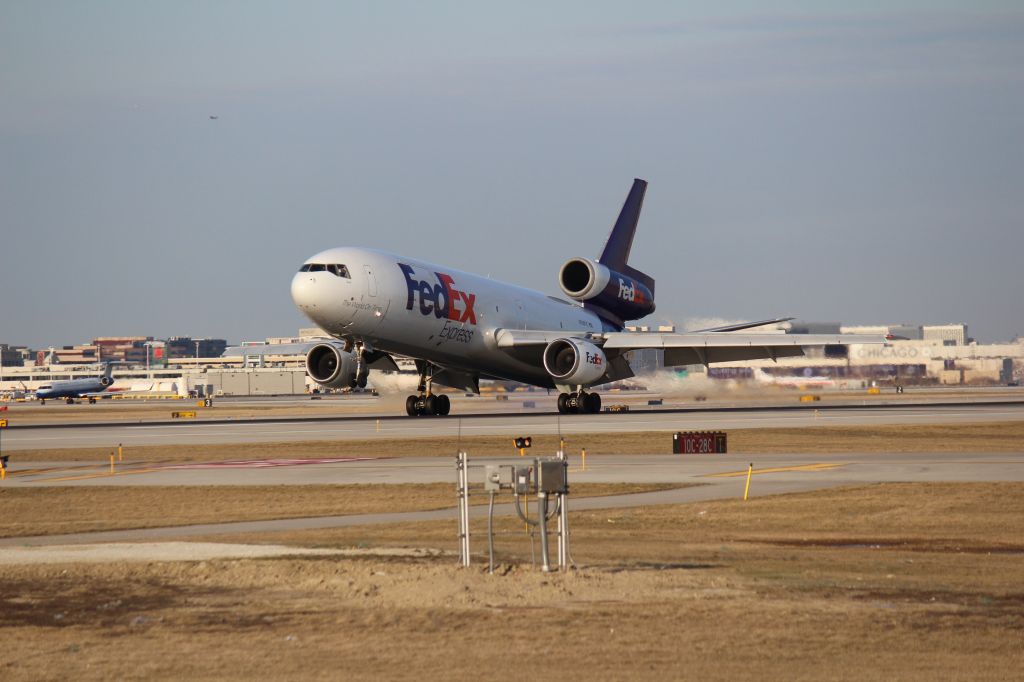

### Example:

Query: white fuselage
xmin=290 ymin=247 xmax=612 ymax=387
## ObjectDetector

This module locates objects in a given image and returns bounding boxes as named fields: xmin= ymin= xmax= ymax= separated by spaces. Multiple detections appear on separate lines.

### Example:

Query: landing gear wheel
xmin=435 ymin=393 xmax=451 ymax=416
xmin=583 ymin=391 xmax=601 ymax=414
xmin=406 ymin=395 xmax=419 ymax=416
xmin=66 ymin=397 xmax=75 ymax=405
xmin=424 ymin=395 xmax=438 ymax=415
xmin=557 ymin=393 xmax=569 ymax=414
xmin=356 ymin=372 xmax=368 ymax=389
xmin=89 ymin=397 xmax=97 ymax=404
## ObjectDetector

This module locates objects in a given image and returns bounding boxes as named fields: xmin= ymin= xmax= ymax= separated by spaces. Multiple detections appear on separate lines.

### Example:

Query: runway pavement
xmin=4 ymin=398 xmax=1022 ymax=549
xmin=4 ymin=401 xmax=1024 ymax=450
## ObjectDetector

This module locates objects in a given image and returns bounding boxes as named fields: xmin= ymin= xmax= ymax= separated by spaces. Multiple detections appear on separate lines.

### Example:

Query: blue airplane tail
xmin=598 ymin=178 xmax=655 ymax=295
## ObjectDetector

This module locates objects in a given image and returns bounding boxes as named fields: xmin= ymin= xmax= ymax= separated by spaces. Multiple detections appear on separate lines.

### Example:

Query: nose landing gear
xmin=352 ymin=342 xmax=369 ymax=389
xmin=405 ymin=362 xmax=450 ymax=416
xmin=557 ymin=390 xmax=601 ymax=414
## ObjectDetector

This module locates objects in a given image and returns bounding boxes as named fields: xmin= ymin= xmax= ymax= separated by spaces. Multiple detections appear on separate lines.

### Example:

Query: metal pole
xmin=463 ymin=454 xmax=471 ymax=565
xmin=457 ymin=451 xmax=470 ymax=567
xmin=458 ymin=451 xmax=465 ymax=566
xmin=557 ymin=454 xmax=569 ymax=570
xmin=557 ymin=492 xmax=568 ymax=569
xmin=487 ymin=491 xmax=496 ymax=574
xmin=538 ymin=492 xmax=551 ymax=572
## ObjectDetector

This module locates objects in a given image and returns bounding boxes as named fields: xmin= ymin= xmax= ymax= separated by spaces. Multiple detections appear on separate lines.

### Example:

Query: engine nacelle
xmin=559 ymin=258 xmax=655 ymax=322
xmin=542 ymin=338 xmax=607 ymax=387
xmin=305 ymin=343 xmax=359 ymax=389
xmin=99 ymin=376 xmax=113 ymax=387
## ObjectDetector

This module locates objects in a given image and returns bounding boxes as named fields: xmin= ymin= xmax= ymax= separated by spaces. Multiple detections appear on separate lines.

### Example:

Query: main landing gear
xmin=405 ymin=362 xmax=451 ymax=416
xmin=557 ymin=390 xmax=601 ymax=414
xmin=405 ymin=393 xmax=451 ymax=417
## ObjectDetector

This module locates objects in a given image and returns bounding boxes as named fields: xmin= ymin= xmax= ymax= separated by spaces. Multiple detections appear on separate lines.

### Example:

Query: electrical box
xmin=484 ymin=465 xmax=514 ymax=492
xmin=484 ymin=465 xmax=501 ymax=491
xmin=537 ymin=459 xmax=567 ymax=494
xmin=514 ymin=466 xmax=534 ymax=495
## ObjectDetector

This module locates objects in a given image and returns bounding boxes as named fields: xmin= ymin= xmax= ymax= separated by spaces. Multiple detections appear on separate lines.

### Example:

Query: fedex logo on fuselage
xmin=618 ymin=277 xmax=646 ymax=305
xmin=399 ymin=263 xmax=477 ymax=325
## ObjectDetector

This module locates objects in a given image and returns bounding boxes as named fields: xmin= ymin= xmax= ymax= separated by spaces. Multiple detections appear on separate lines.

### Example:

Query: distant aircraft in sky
xmin=209 ymin=115 xmax=219 ymax=120
xmin=289 ymin=179 xmax=885 ymax=416
xmin=35 ymin=364 xmax=115 ymax=404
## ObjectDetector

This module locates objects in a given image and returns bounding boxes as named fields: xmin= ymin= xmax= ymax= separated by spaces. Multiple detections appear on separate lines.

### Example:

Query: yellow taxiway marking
xmin=2 ymin=463 xmax=99 ymax=478
xmin=34 ymin=466 xmax=168 ymax=483
xmin=5 ymin=458 xmax=180 ymax=482
xmin=704 ymin=463 xmax=844 ymax=478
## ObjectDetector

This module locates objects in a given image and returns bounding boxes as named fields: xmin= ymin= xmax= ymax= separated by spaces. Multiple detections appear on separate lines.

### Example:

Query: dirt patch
xmin=0 ymin=483 xmax=681 ymax=538
xmin=9 ymin=421 xmax=1024 ymax=464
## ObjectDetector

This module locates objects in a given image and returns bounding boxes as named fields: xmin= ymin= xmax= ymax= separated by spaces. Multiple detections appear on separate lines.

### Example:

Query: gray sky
xmin=2 ymin=1 xmax=1022 ymax=347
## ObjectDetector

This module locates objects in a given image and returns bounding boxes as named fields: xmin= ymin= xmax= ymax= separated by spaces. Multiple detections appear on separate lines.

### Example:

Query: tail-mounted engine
xmin=305 ymin=343 xmax=359 ymax=389
xmin=559 ymin=258 xmax=655 ymax=325
xmin=99 ymin=376 xmax=113 ymax=387
xmin=542 ymin=338 xmax=608 ymax=387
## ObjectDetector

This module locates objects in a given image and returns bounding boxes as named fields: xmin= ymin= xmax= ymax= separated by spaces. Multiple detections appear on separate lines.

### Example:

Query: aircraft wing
xmin=495 ymin=329 xmax=886 ymax=366
xmin=601 ymin=332 xmax=885 ymax=365
xmin=222 ymin=342 xmax=321 ymax=357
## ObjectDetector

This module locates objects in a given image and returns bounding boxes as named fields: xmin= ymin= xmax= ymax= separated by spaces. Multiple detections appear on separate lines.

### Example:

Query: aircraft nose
xmin=291 ymin=271 xmax=317 ymax=313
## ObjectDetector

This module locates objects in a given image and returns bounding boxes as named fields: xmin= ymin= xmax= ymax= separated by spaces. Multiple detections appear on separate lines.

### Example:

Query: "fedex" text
xmin=617 ymin=277 xmax=646 ymax=305
xmin=399 ymin=263 xmax=478 ymax=325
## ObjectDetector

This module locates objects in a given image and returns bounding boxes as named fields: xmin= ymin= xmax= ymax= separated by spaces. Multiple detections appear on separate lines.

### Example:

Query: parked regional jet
xmin=35 ymin=364 xmax=115 ymax=404
xmin=290 ymin=179 xmax=885 ymax=416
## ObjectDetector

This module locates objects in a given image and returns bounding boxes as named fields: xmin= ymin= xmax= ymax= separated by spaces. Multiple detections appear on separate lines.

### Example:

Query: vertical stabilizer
xmin=597 ymin=178 xmax=654 ymax=294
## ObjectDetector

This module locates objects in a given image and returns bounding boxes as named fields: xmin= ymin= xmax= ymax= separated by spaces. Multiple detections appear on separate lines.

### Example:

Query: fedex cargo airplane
xmin=290 ymin=179 xmax=883 ymax=416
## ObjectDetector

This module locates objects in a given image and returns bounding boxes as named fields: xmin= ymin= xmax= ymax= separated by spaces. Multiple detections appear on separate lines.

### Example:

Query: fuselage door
xmin=364 ymin=265 xmax=378 ymax=297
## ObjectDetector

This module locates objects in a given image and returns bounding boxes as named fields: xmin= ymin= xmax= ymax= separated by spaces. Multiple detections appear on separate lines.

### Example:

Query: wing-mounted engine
xmin=559 ymin=257 xmax=655 ymax=325
xmin=542 ymin=338 xmax=608 ymax=387
xmin=305 ymin=342 xmax=359 ymax=389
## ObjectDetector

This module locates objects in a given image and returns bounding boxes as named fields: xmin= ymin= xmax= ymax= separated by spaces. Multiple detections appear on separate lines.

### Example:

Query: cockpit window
xmin=327 ymin=264 xmax=351 ymax=278
xmin=300 ymin=263 xmax=350 ymax=278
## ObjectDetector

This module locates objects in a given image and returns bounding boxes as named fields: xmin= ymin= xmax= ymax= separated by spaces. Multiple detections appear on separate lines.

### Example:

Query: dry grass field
xmin=0 ymin=483 xmax=681 ymax=538
xmin=10 ymin=420 xmax=1024 ymax=464
xmin=1 ymin=483 xmax=1022 ymax=680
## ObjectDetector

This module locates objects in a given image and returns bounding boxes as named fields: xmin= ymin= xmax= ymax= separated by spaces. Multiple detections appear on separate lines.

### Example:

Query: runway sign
xmin=673 ymin=431 xmax=727 ymax=454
